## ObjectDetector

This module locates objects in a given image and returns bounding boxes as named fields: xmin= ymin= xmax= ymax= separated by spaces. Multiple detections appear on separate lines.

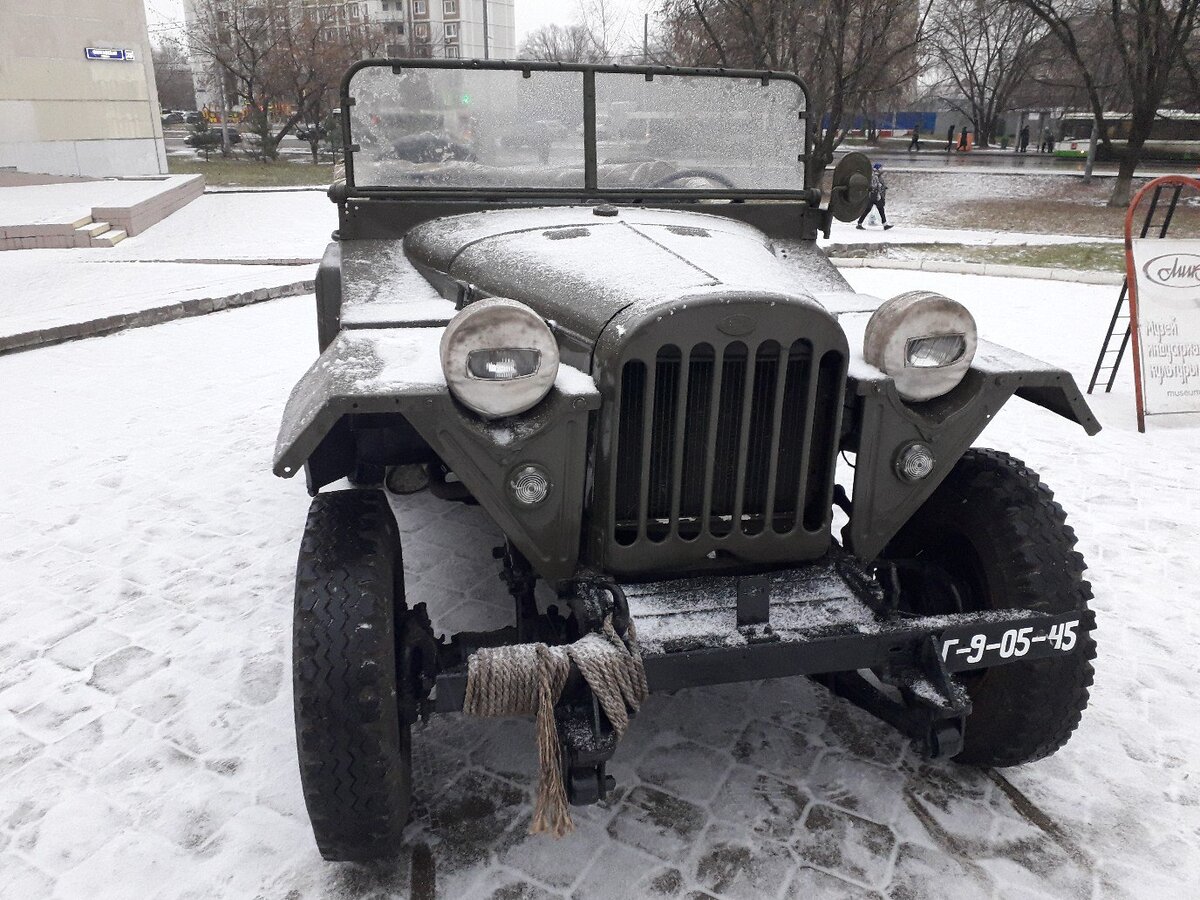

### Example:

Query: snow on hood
xmin=404 ymin=205 xmax=825 ymax=347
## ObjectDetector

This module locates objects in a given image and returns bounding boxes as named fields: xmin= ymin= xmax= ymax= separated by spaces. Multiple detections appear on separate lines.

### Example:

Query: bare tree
xmin=189 ymin=0 xmax=383 ymax=163
xmin=188 ymin=0 xmax=288 ymax=157
xmin=521 ymin=1 xmax=629 ymax=62
xmin=656 ymin=0 xmax=930 ymax=186
xmin=519 ymin=24 xmax=601 ymax=62
xmin=1013 ymin=0 xmax=1200 ymax=206
xmin=152 ymin=40 xmax=198 ymax=111
xmin=927 ymin=0 xmax=1048 ymax=146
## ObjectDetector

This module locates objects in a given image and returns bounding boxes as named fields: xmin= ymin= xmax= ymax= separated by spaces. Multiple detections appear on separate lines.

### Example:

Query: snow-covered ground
xmin=1 ymin=269 xmax=1198 ymax=899
xmin=0 ymin=192 xmax=336 ymax=347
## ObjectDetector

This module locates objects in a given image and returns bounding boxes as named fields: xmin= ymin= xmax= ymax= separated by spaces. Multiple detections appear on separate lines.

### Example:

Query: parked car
xmin=161 ymin=110 xmax=184 ymax=126
xmin=295 ymin=123 xmax=327 ymax=143
xmin=184 ymin=111 xmax=203 ymax=126
xmin=274 ymin=60 xmax=1100 ymax=861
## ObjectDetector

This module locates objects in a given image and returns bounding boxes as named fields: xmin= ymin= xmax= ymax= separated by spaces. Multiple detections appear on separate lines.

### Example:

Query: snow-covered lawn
xmin=1 ymin=271 xmax=1197 ymax=898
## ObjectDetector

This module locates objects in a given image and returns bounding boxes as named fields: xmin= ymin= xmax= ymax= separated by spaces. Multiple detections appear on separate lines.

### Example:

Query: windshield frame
xmin=338 ymin=58 xmax=813 ymax=203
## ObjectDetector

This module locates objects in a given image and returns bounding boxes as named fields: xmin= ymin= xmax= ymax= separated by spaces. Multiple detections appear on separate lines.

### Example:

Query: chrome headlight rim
xmin=440 ymin=297 xmax=560 ymax=419
xmin=863 ymin=290 xmax=977 ymax=402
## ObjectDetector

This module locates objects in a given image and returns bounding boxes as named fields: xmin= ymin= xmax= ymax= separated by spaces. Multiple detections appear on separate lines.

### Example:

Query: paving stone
xmin=88 ymin=645 xmax=169 ymax=693
xmin=0 ymin=718 xmax=43 ymax=780
xmin=46 ymin=708 xmax=154 ymax=772
xmin=809 ymin=753 xmax=907 ymax=825
xmin=497 ymin=810 xmax=608 ymax=890
xmin=793 ymin=803 xmax=897 ymax=888
xmin=731 ymin=720 xmax=823 ymax=781
xmin=14 ymin=680 xmax=115 ymax=743
xmin=0 ymin=757 xmax=88 ymax=832
xmin=607 ymin=786 xmax=707 ymax=861
xmin=709 ymin=765 xmax=809 ymax=841
xmin=427 ymin=771 xmax=528 ymax=871
xmin=15 ymin=790 xmax=132 ymax=874
xmin=820 ymin=703 xmax=908 ymax=768
xmin=885 ymin=842 xmax=994 ymax=900
xmin=573 ymin=843 xmax=687 ymax=900
xmin=634 ymin=736 xmax=733 ymax=805
xmin=785 ymin=866 xmax=884 ymax=898
xmin=691 ymin=822 xmax=796 ymax=900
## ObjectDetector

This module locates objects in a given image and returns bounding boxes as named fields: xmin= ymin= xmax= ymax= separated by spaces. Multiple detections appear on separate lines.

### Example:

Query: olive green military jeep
xmin=275 ymin=59 xmax=1100 ymax=860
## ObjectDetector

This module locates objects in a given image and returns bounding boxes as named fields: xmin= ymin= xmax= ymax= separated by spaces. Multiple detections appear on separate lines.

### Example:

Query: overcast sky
xmin=144 ymin=1 xmax=656 ymax=48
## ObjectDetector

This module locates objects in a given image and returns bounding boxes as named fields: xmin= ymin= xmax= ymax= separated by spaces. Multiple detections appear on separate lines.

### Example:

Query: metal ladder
xmin=1088 ymin=182 xmax=1183 ymax=393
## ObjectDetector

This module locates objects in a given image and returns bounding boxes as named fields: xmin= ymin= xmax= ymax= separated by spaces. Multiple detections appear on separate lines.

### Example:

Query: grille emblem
xmin=717 ymin=314 xmax=756 ymax=336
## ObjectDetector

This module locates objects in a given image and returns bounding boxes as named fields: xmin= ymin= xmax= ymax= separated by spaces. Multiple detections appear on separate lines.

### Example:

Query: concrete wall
xmin=0 ymin=0 xmax=167 ymax=177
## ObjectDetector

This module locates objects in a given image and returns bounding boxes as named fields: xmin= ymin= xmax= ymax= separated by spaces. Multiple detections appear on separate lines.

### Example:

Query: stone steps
xmin=0 ymin=174 xmax=204 ymax=251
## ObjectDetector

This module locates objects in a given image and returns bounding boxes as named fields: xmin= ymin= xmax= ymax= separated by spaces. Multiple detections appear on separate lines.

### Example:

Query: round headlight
xmin=440 ymin=298 xmax=560 ymax=418
xmin=863 ymin=291 xmax=977 ymax=402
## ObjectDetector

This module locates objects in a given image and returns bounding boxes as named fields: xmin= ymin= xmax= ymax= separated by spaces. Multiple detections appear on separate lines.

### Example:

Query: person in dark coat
xmin=1019 ymin=124 xmax=1030 ymax=153
xmin=1046 ymin=132 xmax=1056 ymax=153
xmin=946 ymin=124 xmax=956 ymax=152
xmin=856 ymin=161 xmax=893 ymax=230
xmin=909 ymin=125 xmax=921 ymax=151
xmin=958 ymin=128 xmax=969 ymax=150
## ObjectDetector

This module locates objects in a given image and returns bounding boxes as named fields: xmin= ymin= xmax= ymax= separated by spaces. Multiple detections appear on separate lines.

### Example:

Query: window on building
xmin=415 ymin=22 xmax=429 ymax=39
xmin=443 ymin=0 xmax=457 ymax=14
xmin=414 ymin=0 xmax=427 ymax=14
xmin=381 ymin=1 xmax=388 ymax=8
xmin=444 ymin=22 xmax=458 ymax=39
xmin=445 ymin=44 xmax=460 ymax=58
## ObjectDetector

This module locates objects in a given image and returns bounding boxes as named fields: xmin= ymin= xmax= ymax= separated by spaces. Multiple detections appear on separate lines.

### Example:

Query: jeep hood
xmin=403 ymin=206 xmax=826 ymax=356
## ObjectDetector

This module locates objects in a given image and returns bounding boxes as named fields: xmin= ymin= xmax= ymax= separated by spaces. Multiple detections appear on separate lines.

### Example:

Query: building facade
xmin=184 ymin=1 xmax=514 ymax=111
xmin=0 ymin=0 xmax=166 ymax=177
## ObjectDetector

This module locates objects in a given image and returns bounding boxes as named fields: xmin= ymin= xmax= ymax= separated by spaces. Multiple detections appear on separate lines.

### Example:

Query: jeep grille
xmin=602 ymin=333 xmax=846 ymax=575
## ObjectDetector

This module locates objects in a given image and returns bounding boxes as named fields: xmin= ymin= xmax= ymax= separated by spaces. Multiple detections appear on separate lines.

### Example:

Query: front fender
xmin=844 ymin=339 xmax=1100 ymax=561
xmin=274 ymin=327 xmax=601 ymax=582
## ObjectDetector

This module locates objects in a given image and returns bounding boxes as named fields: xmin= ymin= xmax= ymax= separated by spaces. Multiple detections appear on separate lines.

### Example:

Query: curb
xmin=829 ymin=257 xmax=1123 ymax=285
xmin=0 ymin=279 xmax=314 ymax=356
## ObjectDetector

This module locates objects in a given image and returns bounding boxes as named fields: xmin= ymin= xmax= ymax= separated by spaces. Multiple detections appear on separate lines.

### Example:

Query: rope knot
xmin=463 ymin=617 xmax=647 ymax=836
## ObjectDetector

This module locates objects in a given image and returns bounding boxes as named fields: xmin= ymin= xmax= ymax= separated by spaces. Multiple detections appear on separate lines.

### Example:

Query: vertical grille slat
xmin=761 ymin=341 xmax=794 ymax=533
xmin=610 ymin=325 xmax=844 ymax=566
xmin=635 ymin=359 xmax=659 ymax=541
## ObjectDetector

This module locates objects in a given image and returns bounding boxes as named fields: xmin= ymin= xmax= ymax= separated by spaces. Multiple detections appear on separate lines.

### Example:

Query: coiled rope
xmin=463 ymin=617 xmax=648 ymax=836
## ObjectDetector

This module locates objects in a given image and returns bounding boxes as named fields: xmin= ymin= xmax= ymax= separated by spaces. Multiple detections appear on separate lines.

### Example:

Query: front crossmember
xmin=406 ymin=555 xmax=1095 ymax=806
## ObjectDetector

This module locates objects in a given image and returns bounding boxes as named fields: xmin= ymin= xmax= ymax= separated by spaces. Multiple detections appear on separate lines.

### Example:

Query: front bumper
xmin=434 ymin=557 xmax=1094 ymax=707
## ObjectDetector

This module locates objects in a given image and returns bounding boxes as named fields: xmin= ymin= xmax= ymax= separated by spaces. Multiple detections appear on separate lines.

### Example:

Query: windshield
xmin=345 ymin=63 xmax=806 ymax=194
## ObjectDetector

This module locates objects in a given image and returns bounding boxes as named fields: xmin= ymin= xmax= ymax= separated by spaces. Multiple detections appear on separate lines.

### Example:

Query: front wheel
xmin=882 ymin=449 xmax=1096 ymax=767
xmin=293 ymin=489 xmax=411 ymax=860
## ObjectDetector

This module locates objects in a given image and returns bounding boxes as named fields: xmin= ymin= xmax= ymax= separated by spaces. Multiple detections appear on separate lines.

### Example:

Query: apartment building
xmin=398 ymin=0 xmax=515 ymax=60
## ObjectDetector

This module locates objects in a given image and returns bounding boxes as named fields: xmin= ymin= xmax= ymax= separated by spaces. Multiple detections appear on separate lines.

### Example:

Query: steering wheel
xmin=649 ymin=168 xmax=737 ymax=190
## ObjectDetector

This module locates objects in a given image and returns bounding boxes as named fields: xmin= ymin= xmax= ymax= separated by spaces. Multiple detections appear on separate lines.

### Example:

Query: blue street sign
xmin=85 ymin=48 xmax=134 ymax=61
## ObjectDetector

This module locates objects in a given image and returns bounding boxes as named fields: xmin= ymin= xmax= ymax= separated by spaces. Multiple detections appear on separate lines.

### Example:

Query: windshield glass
xmin=346 ymin=65 xmax=806 ymax=193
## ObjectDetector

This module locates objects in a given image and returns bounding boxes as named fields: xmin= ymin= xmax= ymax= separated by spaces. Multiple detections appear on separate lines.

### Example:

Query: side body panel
xmin=274 ymin=328 xmax=601 ymax=582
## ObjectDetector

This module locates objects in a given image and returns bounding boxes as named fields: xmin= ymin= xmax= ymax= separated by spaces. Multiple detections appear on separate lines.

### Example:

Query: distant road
xmin=836 ymin=146 xmax=1200 ymax=177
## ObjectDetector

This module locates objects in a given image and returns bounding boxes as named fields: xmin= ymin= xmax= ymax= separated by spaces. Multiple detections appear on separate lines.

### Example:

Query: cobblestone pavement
xmin=1 ymin=281 xmax=1198 ymax=899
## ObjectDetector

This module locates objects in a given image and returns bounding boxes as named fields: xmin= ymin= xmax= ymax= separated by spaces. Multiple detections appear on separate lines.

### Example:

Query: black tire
xmin=293 ymin=489 xmax=411 ymax=860
xmin=882 ymin=449 xmax=1096 ymax=767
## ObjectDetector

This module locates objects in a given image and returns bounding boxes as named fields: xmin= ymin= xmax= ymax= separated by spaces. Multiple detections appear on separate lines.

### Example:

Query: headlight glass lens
xmin=863 ymin=291 xmax=977 ymax=401
xmin=906 ymin=334 xmax=966 ymax=368
xmin=467 ymin=348 xmax=541 ymax=381
xmin=440 ymin=298 xmax=559 ymax=418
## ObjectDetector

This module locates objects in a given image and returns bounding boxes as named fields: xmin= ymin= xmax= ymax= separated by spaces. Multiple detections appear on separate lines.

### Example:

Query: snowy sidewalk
xmin=0 ymin=271 xmax=1196 ymax=898
xmin=0 ymin=191 xmax=335 ymax=353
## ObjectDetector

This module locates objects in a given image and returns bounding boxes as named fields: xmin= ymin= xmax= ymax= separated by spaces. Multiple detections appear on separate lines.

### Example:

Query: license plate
xmin=937 ymin=613 xmax=1084 ymax=673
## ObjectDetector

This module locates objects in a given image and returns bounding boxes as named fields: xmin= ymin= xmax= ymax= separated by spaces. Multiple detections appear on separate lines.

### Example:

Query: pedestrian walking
xmin=1046 ymin=132 xmax=1056 ymax=154
xmin=1019 ymin=124 xmax=1030 ymax=153
xmin=946 ymin=124 xmax=955 ymax=152
xmin=856 ymin=162 xmax=893 ymax=231
xmin=958 ymin=128 xmax=969 ymax=151
xmin=909 ymin=125 xmax=921 ymax=152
